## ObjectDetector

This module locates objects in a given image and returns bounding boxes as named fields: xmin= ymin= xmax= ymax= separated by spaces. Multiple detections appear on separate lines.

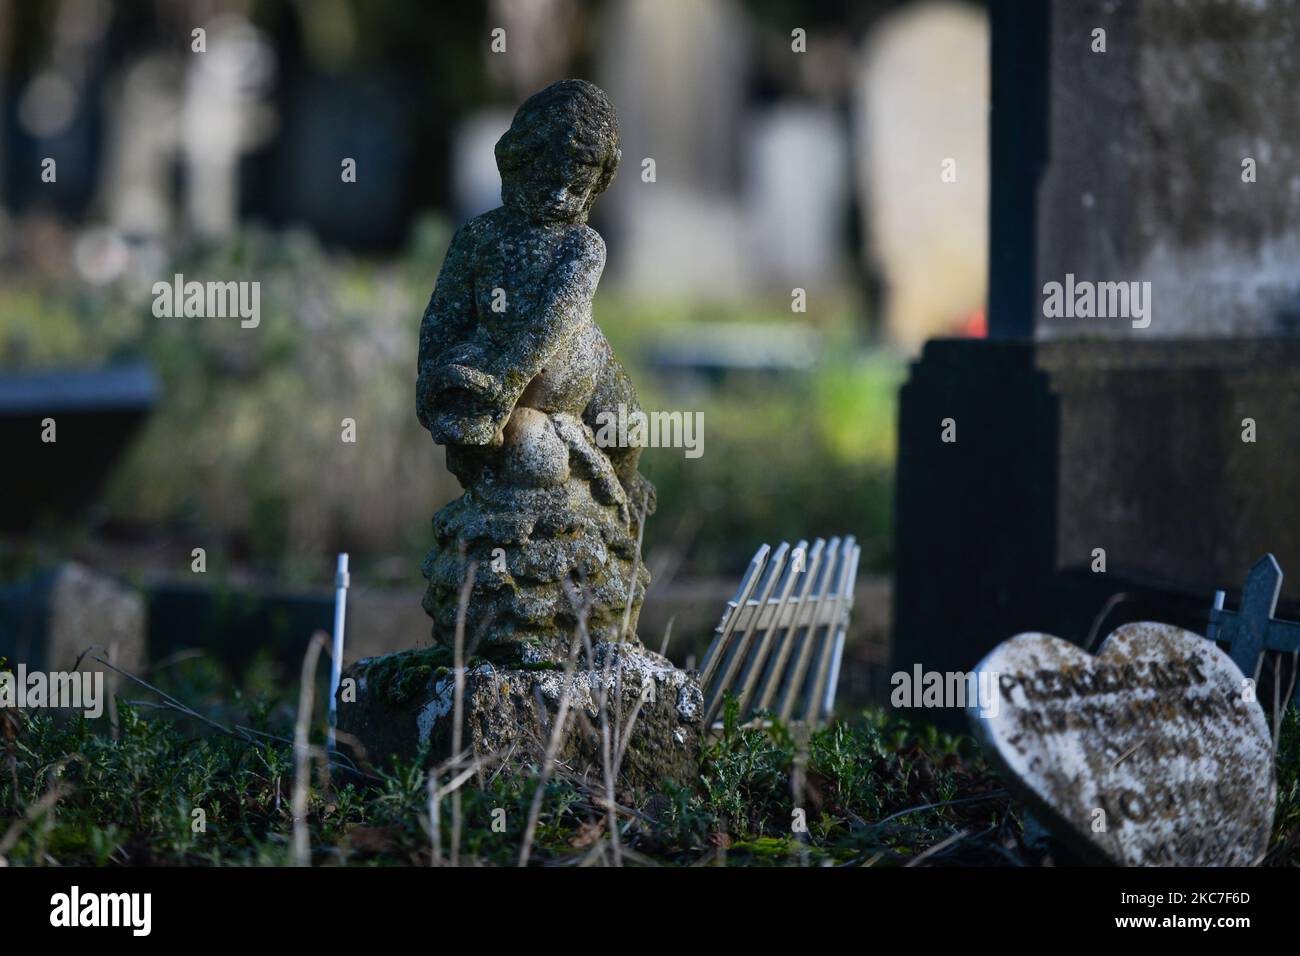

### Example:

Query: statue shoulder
xmin=568 ymin=223 xmax=605 ymax=259
xmin=449 ymin=209 xmax=508 ymax=254
xmin=554 ymin=223 xmax=606 ymax=276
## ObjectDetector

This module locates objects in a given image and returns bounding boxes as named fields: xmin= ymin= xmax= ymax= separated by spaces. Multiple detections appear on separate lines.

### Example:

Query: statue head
xmin=495 ymin=79 xmax=621 ymax=224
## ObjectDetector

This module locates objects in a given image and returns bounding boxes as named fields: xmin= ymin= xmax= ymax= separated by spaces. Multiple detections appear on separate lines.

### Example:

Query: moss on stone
xmin=358 ymin=642 xmax=567 ymax=708
xmin=413 ymin=80 xmax=654 ymax=661
xmin=360 ymin=647 xmax=453 ymax=708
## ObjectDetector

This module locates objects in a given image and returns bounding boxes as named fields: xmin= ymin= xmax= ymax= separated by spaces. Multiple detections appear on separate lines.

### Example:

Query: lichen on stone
xmin=335 ymin=82 xmax=703 ymax=789
xmin=342 ymin=642 xmax=703 ymax=790
xmin=414 ymin=79 xmax=656 ymax=660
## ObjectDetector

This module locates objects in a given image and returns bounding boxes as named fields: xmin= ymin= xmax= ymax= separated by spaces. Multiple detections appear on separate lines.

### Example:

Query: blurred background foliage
xmin=0 ymin=0 xmax=988 ymax=589
xmin=0 ymin=221 xmax=900 ymax=580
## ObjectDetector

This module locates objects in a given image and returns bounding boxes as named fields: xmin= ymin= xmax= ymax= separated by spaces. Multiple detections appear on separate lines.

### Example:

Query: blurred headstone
xmin=0 ymin=563 xmax=147 ymax=698
xmin=100 ymin=54 xmax=181 ymax=237
xmin=743 ymin=105 xmax=850 ymax=286
xmin=854 ymin=1 xmax=988 ymax=349
xmin=7 ymin=0 xmax=109 ymax=218
xmin=181 ymin=14 xmax=277 ymax=238
xmin=450 ymin=110 xmax=512 ymax=220
xmin=269 ymin=73 xmax=410 ymax=247
xmin=598 ymin=0 xmax=750 ymax=294
xmin=486 ymin=0 xmax=582 ymax=97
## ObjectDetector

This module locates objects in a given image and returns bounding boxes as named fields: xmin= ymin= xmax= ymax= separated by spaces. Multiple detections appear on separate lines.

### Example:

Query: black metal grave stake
xmin=1206 ymin=554 xmax=1300 ymax=709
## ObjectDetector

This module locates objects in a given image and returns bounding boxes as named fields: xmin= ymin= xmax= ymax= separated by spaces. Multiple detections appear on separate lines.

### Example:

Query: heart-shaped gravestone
xmin=968 ymin=622 xmax=1275 ymax=866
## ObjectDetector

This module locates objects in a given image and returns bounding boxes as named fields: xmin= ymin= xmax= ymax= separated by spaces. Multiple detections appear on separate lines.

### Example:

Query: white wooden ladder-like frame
xmin=699 ymin=536 xmax=860 ymax=731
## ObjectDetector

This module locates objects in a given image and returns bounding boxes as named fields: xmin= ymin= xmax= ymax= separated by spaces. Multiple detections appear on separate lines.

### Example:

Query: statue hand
xmin=549 ymin=412 xmax=630 ymax=523
xmin=420 ymin=362 xmax=510 ymax=448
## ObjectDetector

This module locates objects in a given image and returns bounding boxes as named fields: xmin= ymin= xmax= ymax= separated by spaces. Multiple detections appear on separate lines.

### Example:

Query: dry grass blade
xmin=599 ymin=498 xmax=650 ymax=866
xmin=612 ymin=692 xmax=645 ymax=779
xmin=585 ymin=600 xmax=621 ymax=868
xmin=598 ymin=683 xmax=620 ymax=867
xmin=428 ymin=750 xmax=494 ymax=867
xmin=619 ymin=498 xmax=649 ymax=642
xmin=791 ymin=727 xmax=810 ymax=867
xmin=428 ymin=772 xmax=441 ymax=867
xmin=1 ymin=697 xmax=20 ymax=813
xmin=906 ymin=828 xmax=973 ymax=867
xmin=518 ymin=590 xmax=588 ymax=868
xmin=0 ymin=756 xmax=77 ymax=865
xmin=77 ymin=644 xmax=237 ymax=741
xmin=451 ymin=560 xmax=477 ymax=867
xmin=658 ymin=616 xmax=675 ymax=657
xmin=292 ymin=631 xmax=329 ymax=867
xmin=424 ymin=747 xmax=493 ymax=869
xmin=1272 ymin=649 xmax=1299 ymax=756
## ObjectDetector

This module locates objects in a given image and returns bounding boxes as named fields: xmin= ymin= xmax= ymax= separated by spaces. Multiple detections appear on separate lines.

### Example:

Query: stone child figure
xmin=416 ymin=80 xmax=654 ymax=660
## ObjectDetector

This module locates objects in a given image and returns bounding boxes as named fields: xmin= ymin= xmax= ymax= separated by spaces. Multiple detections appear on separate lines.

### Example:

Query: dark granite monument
xmin=893 ymin=0 xmax=1300 ymax=728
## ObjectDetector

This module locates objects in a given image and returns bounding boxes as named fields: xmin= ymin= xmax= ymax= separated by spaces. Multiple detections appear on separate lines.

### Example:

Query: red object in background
xmin=954 ymin=306 xmax=987 ymax=338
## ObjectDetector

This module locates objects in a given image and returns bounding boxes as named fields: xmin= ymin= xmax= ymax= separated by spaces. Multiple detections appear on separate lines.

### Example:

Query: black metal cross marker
xmin=1206 ymin=554 xmax=1300 ymax=708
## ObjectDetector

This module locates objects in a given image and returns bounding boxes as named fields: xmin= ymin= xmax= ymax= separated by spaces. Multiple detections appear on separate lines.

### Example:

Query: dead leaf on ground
xmin=570 ymin=819 xmax=606 ymax=848
xmin=345 ymin=825 xmax=399 ymax=855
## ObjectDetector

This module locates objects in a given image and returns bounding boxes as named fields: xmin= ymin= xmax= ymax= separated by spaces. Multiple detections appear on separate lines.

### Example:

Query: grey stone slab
xmin=0 ymin=562 xmax=147 ymax=705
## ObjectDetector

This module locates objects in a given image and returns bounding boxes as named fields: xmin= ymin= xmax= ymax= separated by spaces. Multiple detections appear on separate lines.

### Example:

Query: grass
xmin=0 ymin=696 xmax=1002 ymax=867
xmin=7 ymin=655 xmax=1298 ymax=867
xmin=0 ymin=639 xmax=1006 ymax=866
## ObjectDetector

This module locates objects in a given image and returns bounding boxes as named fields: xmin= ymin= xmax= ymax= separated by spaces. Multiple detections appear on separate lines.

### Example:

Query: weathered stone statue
xmin=416 ymin=79 xmax=653 ymax=661
xmin=338 ymin=81 xmax=702 ymax=789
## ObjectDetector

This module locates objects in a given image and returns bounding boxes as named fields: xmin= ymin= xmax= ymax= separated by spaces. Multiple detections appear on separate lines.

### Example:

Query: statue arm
xmin=416 ymin=224 xmax=479 ymax=434
xmin=491 ymin=226 xmax=606 ymax=401
xmin=418 ymin=222 xmax=525 ymax=448
xmin=419 ymin=225 xmax=606 ymax=449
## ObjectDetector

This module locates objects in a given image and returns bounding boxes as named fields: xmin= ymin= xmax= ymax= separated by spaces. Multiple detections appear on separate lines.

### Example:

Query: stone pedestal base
xmin=336 ymin=641 xmax=702 ymax=791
